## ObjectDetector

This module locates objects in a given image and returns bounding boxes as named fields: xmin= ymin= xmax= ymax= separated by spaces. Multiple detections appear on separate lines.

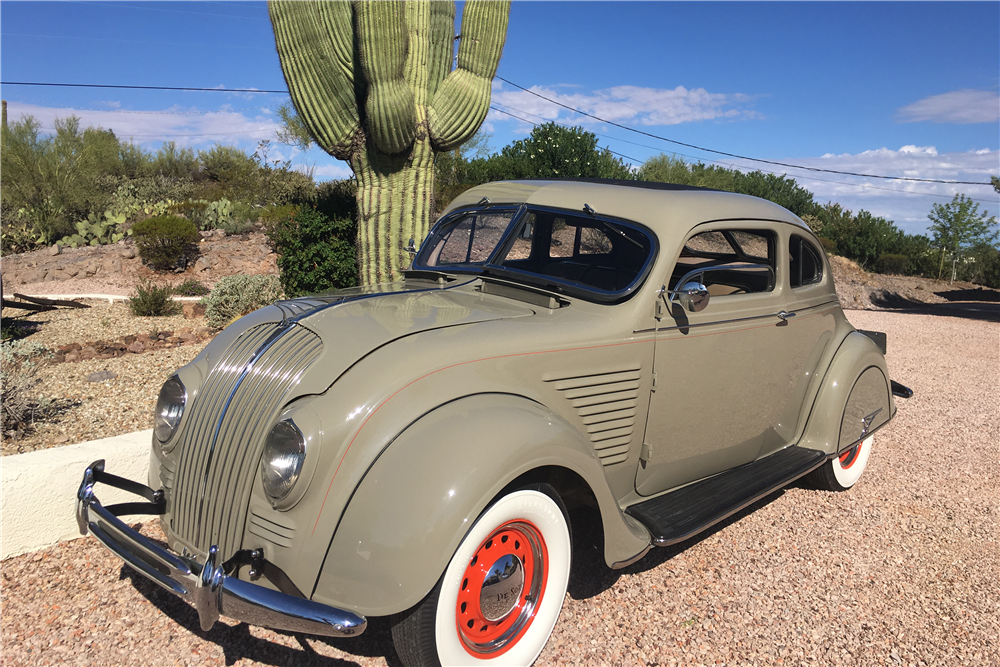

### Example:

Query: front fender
xmin=799 ymin=331 xmax=895 ymax=455
xmin=311 ymin=393 xmax=650 ymax=617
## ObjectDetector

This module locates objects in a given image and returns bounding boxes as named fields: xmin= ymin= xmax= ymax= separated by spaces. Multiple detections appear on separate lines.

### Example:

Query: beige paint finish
xmin=142 ymin=180 xmax=897 ymax=619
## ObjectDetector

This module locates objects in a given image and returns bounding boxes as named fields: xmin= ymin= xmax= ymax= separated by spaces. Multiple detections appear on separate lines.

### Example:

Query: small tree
xmin=927 ymin=194 xmax=999 ymax=280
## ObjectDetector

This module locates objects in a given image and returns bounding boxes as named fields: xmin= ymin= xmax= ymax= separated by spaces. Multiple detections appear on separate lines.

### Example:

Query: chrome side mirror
xmin=666 ymin=282 xmax=710 ymax=312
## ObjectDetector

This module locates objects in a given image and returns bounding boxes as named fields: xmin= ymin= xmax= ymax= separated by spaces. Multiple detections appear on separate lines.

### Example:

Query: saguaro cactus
xmin=269 ymin=1 xmax=510 ymax=285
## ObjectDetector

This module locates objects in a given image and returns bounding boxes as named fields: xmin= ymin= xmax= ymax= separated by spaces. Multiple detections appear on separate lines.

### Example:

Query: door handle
xmin=776 ymin=310 xmax=796 ymax=321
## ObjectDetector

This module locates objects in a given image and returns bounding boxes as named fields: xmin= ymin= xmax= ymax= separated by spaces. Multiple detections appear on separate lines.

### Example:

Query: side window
xmin=671 ymin=229 xmax=775 ymax=296
xmin=789 ymin=235 xmax=822 ymax=288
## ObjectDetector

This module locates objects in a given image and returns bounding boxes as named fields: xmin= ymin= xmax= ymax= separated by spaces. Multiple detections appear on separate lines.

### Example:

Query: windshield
xmin=413 ymin=206 xmax=656 ymax=303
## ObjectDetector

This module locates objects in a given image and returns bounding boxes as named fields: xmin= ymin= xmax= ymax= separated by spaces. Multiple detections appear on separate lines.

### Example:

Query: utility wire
xmin=495 ymin=75 xmax=993 ymax=186
xmin=0 ymin=81 xmax=285 ymax=94
xmin=489 ymin=102 xmax=997 ymax=205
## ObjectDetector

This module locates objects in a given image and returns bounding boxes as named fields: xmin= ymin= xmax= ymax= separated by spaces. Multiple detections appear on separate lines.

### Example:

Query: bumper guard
xmin=76 ymin=460 xmax=366 ymax=637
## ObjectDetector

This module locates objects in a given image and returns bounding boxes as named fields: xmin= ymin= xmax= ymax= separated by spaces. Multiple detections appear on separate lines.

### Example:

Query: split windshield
xmin=412 ymin=206 xmax=656 ymax=303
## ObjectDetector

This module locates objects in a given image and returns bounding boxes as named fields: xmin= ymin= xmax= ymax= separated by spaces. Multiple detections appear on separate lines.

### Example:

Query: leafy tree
xmin=992 ymin=175 xmax=999 ymax=194
xmin=492 ymin=122 xmax=634 ymax=180
xmin=150 ymin=141 xmax=199 ymax=180
xmin=819 ymin=203 xmax=903 ymax=270
xmin=927 ymin=194 xmax=999 ymax=280
xmin=639 ymin=154 xmax=818 ymax=217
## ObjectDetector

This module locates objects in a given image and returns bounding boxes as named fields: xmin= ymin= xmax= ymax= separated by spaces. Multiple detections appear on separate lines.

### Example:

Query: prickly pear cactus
xmin=269 ymin=0 xmax=510 ymax=284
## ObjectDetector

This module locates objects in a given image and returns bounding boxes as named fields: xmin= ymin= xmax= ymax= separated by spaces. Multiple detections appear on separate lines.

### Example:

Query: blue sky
xmin=1 ymin=1 xmax=997 ymax=236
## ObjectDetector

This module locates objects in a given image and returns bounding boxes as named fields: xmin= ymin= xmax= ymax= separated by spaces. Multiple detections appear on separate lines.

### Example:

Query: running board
xmin=625 ymin=447 xmax=827 ymax=547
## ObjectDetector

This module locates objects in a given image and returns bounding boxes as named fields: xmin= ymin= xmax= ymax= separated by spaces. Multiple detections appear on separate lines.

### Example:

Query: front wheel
xmin=808 ymin=435 xmax=874 ymax=491
xmin=391 ymin=484 xmax=571 ymax=667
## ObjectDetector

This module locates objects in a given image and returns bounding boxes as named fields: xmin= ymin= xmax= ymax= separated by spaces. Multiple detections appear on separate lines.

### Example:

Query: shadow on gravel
xmin=565 ymin=488 xmax=788 ymax=601
xmin=866 ymin=293 xmax=1000 ymax=323
xmin=120 ymin=564 xmax=401 ymax=667
xmin=934 ymin=286 xmax=1000 ymax=302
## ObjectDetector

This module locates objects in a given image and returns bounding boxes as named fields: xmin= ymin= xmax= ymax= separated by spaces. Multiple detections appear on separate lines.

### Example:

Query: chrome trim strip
xmin=634 ymin=299 xmax=840 ymax=334
xmin=77 ymin=461 xmax=366 ymax=638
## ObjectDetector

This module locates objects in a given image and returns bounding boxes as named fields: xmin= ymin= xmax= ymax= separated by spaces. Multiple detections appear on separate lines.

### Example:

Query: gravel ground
xmin=1 ymin=309 xmax=997 ymax=667
xmin=1 ymin=302 xmax=210 ymax=455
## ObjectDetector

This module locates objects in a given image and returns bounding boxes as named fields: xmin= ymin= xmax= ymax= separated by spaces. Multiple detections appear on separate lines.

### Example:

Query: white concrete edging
xmin=1 ymin=430 xmax=153 ymax=560
xmin=1 ymin=293 xmax=203 ymax=303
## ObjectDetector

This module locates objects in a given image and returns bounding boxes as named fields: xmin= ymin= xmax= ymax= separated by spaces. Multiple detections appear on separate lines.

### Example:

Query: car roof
xmin=443 ymin=179 xmax=813 ymax=247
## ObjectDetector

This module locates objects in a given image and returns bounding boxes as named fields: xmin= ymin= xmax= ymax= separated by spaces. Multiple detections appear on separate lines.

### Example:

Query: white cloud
xmin=896 ymin=89 xmax=1000 ymax=125
xmin=738 ymin=145 xmax=1000 ymax=235
xmin=4 ymin=101 xmax=280 ymax=148
xmin=489 ymin=83 xmax=759 ymax=131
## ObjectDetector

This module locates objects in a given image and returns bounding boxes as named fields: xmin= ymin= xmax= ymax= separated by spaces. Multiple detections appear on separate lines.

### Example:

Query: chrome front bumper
xmin=76 ymin=460 xmax=366 ymax=637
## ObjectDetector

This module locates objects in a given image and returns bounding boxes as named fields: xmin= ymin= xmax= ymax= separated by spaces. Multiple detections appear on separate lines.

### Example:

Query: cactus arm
xmin=426 ymin=1 xmax=457 ymax=98
xmin=269 ymin=1 xmax=361 ymax=161
xmin=354 ymin=1 xmax=417 ymax=155
xmin=428 ymin=0 xmax=510 ymax=151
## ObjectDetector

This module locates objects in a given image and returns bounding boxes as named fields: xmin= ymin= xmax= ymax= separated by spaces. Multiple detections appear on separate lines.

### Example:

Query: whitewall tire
xmin=392 ymin=484 xmax=571 ymax=667
xmin=809 ymin=435 xmax=874 ymax=491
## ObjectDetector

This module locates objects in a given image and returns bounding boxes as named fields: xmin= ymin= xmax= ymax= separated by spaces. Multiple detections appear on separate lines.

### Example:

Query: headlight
xmin=261 ymin=420 xmax=306 ymax=502
xmin=154 ymin=376 xmax=186 ymax=446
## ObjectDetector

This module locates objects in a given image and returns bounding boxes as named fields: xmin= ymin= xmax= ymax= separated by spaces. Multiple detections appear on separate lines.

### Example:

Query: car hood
xmin=194 ymin=278 xmax=535 ymax=399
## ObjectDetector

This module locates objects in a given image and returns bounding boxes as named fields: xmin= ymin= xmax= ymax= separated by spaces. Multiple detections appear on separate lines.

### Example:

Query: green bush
xmin=201 ymin=274 xmax=283 ymax=329
xmin=131 ymin=215 xmax=201 ymax=271
xmin=874 ymin=254 xmax=914 ymax=275
xmin=819 ymin=237 xmax=837 ymax=255
xmin=266 ymin=204 xmax=357 ymax=298
xmin=128 ymin=279 xmax=180 ymax=316
xmin=172 ymin=278 xmax=210 ymax=297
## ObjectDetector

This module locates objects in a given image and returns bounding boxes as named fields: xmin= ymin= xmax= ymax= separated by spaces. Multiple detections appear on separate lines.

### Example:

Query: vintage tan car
xmin=77 ymin=179 xmax=911 ymax=666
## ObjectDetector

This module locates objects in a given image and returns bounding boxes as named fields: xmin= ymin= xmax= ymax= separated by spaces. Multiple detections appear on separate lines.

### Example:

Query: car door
xmin=635 ymin=223 xmax=834 ymax=496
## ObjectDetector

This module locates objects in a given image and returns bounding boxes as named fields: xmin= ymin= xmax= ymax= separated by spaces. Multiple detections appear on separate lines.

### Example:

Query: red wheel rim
xmin=839 ymin=442 xmax=862 ymax=469
xmin=456 ymin=519 xmax=548 ymax=657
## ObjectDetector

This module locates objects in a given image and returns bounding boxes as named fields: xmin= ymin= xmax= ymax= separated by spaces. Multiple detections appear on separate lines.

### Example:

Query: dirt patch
xmin=827 ymin=255 xmax=1000 ymax=311
xmin=1 ymin=230 xmax=278 ymax=298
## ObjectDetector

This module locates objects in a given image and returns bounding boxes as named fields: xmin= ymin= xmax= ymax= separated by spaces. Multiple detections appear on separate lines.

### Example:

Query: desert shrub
xmin=1 ymin=340 xmax=52 ymax=437
xmin=128 ymin=279 xmax=180 ymax=316
xmin=131 ymin=215 xmax=201 ymax=271
xmin=818 ymin=237 xmax=837 ymax=255
xmin=201 ymin=274 xmax=283 ymax=329
xmin=874 ymin=254 xmax=913 ymax=275
xmin=172 ymin=278 xmax=210 ymax=297
xmin=266 ymin=204 xmax=357 ymax=298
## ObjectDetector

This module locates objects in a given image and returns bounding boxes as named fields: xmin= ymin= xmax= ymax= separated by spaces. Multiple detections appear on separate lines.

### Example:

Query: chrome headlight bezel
xmin=261 ymin=419 xmax=307 ymax=505
xmin=154 ymin=376 xmax=186 ymax=449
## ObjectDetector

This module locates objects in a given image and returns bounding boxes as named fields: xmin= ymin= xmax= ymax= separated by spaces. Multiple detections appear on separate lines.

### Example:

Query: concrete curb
xmin=1 ymin=430 xmax=153 ymax=560
xmin=2 ymin=293 xmax=203 ymax=303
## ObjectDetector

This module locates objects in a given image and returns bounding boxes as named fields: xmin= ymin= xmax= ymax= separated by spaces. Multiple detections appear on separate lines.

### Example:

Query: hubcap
xmin=456 ymin=520 xmax=547 ymax=657
xmin=479 ymin=553 xmax=525 ymax=621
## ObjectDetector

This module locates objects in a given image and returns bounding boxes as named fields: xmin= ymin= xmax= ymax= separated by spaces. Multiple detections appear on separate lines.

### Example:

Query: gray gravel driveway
xmin=1 ymin=309 xmax=996 ymax=667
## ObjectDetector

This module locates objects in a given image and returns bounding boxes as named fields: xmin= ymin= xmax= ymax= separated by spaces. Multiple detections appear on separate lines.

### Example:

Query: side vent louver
xmin=546 ymin=367 xmax=641 ymax=466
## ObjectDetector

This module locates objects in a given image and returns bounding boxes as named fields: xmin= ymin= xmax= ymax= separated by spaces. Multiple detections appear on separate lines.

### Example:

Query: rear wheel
xmin=809 ymin=435 xmax=874 ymax=491
xmin=392 ymin=484 xmax=571 ymax=667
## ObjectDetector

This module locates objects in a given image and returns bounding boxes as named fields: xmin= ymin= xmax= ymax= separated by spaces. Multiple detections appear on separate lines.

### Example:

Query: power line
xmin=495 ymin=76 xmax=993 ymax=186
xmin=489 ymin=102 xmax=997 ymax=205
xmin=1 ymin=81 xmax=285 ymax=94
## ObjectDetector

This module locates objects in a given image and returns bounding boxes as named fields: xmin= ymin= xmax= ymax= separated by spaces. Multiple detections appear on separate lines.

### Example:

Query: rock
xmin=194 ymin=256 xmax=212 ymax=272
xmin=135 ymin=333 xmax=151 ymax=343
xmin=182 ymin=303 xmax=206 ymax=319
xmin=101 ymin=257 xmax=122 ymax=275
xmin=121 ymin=247 xmax=136 ymax=259
xmin=48 ymin=244 xmax=61 ymax=256
xmin=127 ymin=341 xmax=145 ymax=353
xmin=65 ymin=352 xmax=79 ymax=363
xmin=20 ymin=268 xmax=46 ymax=284
xmin=85 ymin=370 xmax=118 ymax=383
xmin=215 ymin=229 xmax=226 ymax=239
xmin=257 ymin=244 xmax=273 ymax=257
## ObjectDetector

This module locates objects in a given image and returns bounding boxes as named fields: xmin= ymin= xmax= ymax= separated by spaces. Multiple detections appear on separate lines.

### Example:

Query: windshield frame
xmin=411 ymin=204 xmax=659 ymax=304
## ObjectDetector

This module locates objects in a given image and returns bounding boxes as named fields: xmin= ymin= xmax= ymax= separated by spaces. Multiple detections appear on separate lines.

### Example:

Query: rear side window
xmin=789 ymin=235 xmax=822 ymax=288
xmin=671 ymin=229 xmax=775 ymax=296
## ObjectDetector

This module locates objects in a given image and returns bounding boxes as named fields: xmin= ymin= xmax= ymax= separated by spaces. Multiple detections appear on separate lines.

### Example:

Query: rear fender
xmin=311 ymin=393 xmax=650 ymax=617
xmin=799 ymin=332 xmax=895 ymax=455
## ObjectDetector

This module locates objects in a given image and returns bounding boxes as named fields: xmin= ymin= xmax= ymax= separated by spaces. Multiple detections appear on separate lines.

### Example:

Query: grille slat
xmin=171 ymin=323 xmax=322 ymax=557
xmin=547 ymin=366 xmax=642 ymax=467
